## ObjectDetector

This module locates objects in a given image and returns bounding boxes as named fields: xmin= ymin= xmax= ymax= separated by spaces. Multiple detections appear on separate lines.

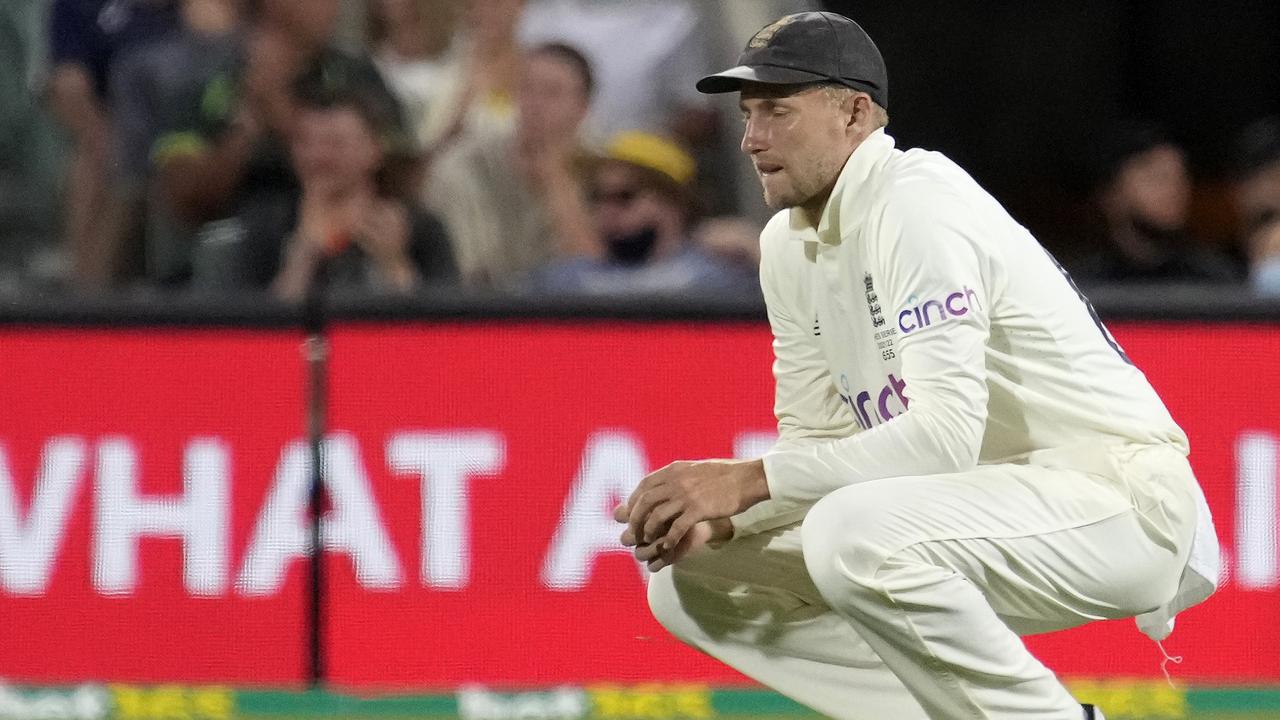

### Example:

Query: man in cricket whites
xmin=615 ymin=12 xmax=1219 ymax=720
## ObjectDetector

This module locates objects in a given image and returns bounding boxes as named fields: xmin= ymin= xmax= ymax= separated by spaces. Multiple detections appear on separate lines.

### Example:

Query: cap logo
xmin=748 ymin=15 xmax=798 ymax=49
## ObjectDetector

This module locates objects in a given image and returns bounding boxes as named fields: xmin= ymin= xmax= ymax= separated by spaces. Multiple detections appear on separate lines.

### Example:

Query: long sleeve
xmin=758 ymin=193 xmax=995 ymax=512
xmin=731 ymin=225 xmax=858 ymax=537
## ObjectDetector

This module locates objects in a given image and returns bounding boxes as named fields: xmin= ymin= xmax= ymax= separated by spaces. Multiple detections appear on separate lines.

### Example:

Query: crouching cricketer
xmin=615 ymin=12 xmax=1219 ymax=720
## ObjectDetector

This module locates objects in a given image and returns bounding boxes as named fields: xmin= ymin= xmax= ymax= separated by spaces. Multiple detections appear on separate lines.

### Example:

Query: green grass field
xmin=5 ymin=681 xmax=1280 ymax=720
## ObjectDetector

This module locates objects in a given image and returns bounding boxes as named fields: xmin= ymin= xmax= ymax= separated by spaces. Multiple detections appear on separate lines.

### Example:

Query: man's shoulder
xmin=861 ymin=149 xmax=982 ymax=228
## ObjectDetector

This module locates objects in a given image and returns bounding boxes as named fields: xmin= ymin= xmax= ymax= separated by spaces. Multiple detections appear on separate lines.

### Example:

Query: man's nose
xmin=741 ymin=118 xmax=768 ymax=154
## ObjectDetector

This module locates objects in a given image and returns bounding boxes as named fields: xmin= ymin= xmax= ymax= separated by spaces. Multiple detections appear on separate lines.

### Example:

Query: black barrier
xmin=2 ymin=284 xmax=1279 ymax=327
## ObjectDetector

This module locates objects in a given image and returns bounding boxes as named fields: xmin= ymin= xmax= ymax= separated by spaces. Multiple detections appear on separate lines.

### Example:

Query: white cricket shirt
xmin=736 ymin=129 xmax=1192 ymax=534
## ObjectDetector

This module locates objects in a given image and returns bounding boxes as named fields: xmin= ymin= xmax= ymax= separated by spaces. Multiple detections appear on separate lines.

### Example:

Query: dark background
xmin=822 ymin=0 xmax=1280 ymax=263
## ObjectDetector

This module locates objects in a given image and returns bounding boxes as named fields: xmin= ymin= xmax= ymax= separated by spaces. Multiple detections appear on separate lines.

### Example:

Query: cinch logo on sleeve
xmin=839 ymin=373 xmax=909 ymax=430
xmin=897 ymin=286 xmax=982 ymax=334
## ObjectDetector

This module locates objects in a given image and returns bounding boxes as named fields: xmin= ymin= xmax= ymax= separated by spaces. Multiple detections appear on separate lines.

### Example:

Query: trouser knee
xmin=646 ymin=568 xmax=703 ymax=645
xmin=800 ymin=491 xmax=890 ymax=607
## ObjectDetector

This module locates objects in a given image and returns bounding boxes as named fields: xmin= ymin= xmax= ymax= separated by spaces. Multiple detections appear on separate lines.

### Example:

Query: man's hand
xmin=615 ymin=459 xmax=769 ymax=558
xmin=621 ymin=518 xmax=733 ymax=572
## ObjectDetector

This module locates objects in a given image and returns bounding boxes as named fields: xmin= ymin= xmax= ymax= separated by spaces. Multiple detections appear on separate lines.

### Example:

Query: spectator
xmin=424 ymin=41 xmax=596 ymax=287
xmin=518 ymin=0 xmax=716 ymax=147
xmin=1233 ymin=117 xmax=1280 ymax=296
xmin=369 ymin=0 xmax=524 ymax=160
xmin=1075 ymin=121 xmax=1239 ymax=284
xmin=369 ymin=0 xmax=466 ymax=152
xmin=526 ymin=131 xmax=759 ymax=297
xmin=46 ymin=0 xmax=178 ymax=290
xmin=518 ymin=0 xmax=737 ymax=217
xmin=104 ymin=0 xmax=241 ymax=287
xmin=150 ymin=0 xmax=410 ymax=286
xmin=193 ymin=85 xmax=455 ymax=300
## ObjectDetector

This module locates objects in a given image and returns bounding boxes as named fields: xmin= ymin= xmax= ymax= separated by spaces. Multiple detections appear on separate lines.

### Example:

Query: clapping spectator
xmin=424 ymin=41 xmax=595 ymax=287
xmin=194 ymin=85 xmax=455 ymax=300
xmin=1075 ymin=122 xmax=1239 ymax=284
xmin=46 ymin=0 xmax=178 ymax=290
xmin=368 ymin=0 xmax=466 ymax=152
xmin=526 ymin=131 xmax=759 ymax=297
xmin=518 ymin=0 xmax=716 ymax=148
xmin=1233 ymin=118 xmax=1280 ymax=296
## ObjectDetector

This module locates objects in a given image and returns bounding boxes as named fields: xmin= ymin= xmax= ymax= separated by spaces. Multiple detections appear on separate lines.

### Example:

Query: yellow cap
xmin=604 ymin=131 xmax=697 ymax=186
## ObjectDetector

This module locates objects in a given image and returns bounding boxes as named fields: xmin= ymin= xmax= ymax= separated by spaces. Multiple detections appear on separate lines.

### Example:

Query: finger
xmin=642 ymin=500 xmax=682 ymax=545
xmin=627 ymin=488 xmax=668 ymax=545
xmin=613 ymin=503 xmax=629 ymax=523
xmin=647 ymin=557 xmax=669 ymax=573
xmin=623 ymin=471 xmax=663 ymax=510
xmin=656 ymin=514 xmax=698 ymax=556
xmin=620 ymin=527 xmax=638 ymax=547
xmin=632 ymin=543 xmax=661 ymax=562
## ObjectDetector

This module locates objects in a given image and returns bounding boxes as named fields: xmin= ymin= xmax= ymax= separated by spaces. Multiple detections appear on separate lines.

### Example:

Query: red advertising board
xmin=0 ymin=321 xmax=1277 ymax=687
xmin=0 ymin=329 xmax=309 ymax=684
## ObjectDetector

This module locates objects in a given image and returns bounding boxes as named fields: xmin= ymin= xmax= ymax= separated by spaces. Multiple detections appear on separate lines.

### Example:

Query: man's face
xmin=518 ymin=52 xmax=590 ymax=143
xmin=738 ymin=83 xmax=853 ymax=210
xmin=291 ymin=106 xmax=382 ymax=194
xmin=1109 ymin=144 xmax=1191 ymax=231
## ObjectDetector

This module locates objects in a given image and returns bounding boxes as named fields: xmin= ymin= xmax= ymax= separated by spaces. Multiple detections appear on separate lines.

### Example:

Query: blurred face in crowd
xmin=1237 ymin=161 xmax=1280 ymax=258
xmin=590 ymin=161 xmax=684 ymax=259
xmin=517 ymin=51 xmax=591 ymax=143
xmin=1105 ymin=144 xmax=1191 ymax=232
xmin=291 ymin=105 xmax=383 ymax=196
xmin=738 ymin=82 xmax=869 ymax=213
xmin=260 ymin=0 xmax=339 ymax=49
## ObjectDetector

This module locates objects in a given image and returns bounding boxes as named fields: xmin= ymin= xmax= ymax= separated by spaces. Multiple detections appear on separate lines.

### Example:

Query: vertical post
xmin=304 ymin=332 xmax=328 ymax=687
xmin=302 ymin=266 xmax=332 ymax=688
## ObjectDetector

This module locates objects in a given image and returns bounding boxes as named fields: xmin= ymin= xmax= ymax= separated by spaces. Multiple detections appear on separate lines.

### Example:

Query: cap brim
xmin=695 ymin=65 xmax=830 ymax=94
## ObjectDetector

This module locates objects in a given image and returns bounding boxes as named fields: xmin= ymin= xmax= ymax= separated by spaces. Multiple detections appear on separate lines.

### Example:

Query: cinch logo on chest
xmin=838 ymin=373 xmax=909 ymax=430
xmin=898 ymin=286 xmax=981 ymax=334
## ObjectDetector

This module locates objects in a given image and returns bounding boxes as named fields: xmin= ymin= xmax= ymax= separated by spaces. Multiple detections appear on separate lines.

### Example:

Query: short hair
xmin=818 ymin=83 xmax=888 ymax=128
xmin=528 ymin=42 xmax=595 ymax=99
xmin=290 ymin=54 xmax=405 ymax=146
xmin=1090 ymin=120 xmax=1177 ymax=190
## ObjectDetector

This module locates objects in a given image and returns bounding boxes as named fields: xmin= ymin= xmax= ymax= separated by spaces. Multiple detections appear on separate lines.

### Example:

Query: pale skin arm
xmin=614 ymin=458 xmax=770 ymax=571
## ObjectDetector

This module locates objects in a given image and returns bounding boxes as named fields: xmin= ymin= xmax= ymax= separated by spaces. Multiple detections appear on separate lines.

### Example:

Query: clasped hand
xmin=614 ymin=459 xmax=768 ymax=572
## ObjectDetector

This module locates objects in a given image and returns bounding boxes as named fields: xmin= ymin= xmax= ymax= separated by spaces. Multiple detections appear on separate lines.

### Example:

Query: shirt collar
xmin=787 ymin=128 xmax=896 ymax=243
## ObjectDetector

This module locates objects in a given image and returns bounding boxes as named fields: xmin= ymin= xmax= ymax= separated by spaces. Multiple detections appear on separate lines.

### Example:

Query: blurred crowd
xmin=0 ymin=0 xmax=1278 ymax=302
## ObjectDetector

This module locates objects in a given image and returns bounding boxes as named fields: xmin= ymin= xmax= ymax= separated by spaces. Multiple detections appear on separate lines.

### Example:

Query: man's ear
xmin=844 ymin=92 xmax=870 ymax=131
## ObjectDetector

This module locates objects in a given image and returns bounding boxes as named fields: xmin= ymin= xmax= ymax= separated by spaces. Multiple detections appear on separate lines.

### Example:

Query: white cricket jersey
xmin=736 ymin=129 xmax=1190 ymax=534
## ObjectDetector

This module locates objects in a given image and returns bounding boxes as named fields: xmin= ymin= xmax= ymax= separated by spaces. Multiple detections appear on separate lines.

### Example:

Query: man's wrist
xmin=736 ymin=458 xmax=771 ymax=511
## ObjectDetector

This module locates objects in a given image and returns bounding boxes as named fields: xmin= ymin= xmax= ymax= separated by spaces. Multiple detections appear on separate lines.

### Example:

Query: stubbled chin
xmin=761 ymin=180 xmax=796 ymax=210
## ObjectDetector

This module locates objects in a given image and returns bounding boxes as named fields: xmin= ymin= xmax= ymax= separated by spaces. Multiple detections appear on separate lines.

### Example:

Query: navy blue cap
xmin=697 ymin=12 xmax=888 ymax=108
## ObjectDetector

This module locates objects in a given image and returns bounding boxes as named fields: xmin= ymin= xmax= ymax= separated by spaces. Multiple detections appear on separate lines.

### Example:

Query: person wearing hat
xmin=614 ymin=12 xmax=1217 ymax=720
xmin=525 ymin=130 xmax=758 ymax=296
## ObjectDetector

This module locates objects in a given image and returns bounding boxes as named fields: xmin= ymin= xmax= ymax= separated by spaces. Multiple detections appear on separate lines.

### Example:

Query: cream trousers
xmin=647 ymin=444 xmax=1199 ymax=720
